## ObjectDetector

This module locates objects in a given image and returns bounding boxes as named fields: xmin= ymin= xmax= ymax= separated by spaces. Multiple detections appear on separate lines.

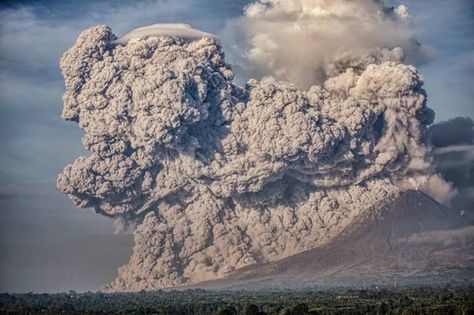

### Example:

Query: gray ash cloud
xmin=429 ymin=117 xmax=474 ymax=216
xmin=57 ymin=1 xmax=454 ymax=291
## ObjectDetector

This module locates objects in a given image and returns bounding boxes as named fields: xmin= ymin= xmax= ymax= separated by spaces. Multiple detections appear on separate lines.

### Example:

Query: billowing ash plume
xmin=58 ymin=1 xmax=452 ymax=291
xmin=227 ymin=0 xmax=431 ymax=89
xmin=428 ymin=117 xmax=474 ymax=217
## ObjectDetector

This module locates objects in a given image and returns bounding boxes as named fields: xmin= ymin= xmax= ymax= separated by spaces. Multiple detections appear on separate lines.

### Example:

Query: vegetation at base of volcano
xmin=1 ymin=284 xmax=473 ymax=315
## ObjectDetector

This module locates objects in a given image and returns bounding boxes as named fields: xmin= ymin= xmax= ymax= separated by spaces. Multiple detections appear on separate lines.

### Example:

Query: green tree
xmin=246 ymin=304 xmax=259 ymax=315
xmin=377 ymin=301 xmax=390 ymax=315
xmin=291 ymin=303 xmax=309 ymax=315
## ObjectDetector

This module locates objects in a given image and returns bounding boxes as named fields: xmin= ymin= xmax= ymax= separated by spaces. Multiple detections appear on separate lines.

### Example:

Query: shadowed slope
xmin=193 ymin=191 xmax=474 ymax=289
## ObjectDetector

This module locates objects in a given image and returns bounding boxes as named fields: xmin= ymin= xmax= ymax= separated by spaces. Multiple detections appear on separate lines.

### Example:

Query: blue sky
xmin=0 ymin=0 xmax=473 ymax=292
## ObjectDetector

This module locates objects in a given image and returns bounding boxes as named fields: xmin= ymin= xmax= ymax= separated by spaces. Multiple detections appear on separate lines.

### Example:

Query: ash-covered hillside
xmin=194 ymin=191 xmax=474 ymax=289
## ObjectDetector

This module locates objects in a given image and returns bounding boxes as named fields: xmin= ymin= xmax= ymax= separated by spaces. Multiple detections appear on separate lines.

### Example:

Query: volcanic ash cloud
xmin=58 ymin=14 xmax=451 ymax=291
xmin=428 ymin=117 xmax=474 ymax=215
xmin=228 ymin=0 xmax=431 ymax=89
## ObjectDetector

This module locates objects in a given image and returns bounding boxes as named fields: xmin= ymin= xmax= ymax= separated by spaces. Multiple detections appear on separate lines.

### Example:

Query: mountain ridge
xmin=189 ymin=190 xmax=474 ymax=289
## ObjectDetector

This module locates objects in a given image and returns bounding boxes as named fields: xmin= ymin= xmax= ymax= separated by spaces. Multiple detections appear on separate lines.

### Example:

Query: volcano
xmin=192 ymin=191 xmax=474 ymax=289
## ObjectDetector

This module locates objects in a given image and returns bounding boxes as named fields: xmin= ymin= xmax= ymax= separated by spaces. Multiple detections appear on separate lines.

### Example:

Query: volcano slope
xmin=192 ymin=191 xmax=474 ymax=289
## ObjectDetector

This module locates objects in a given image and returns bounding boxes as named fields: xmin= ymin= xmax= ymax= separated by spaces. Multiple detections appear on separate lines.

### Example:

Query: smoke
xmin=225 ymin=0 xmax=432 ymax=89
xmin=428 ymin=117 xmax=474 ymax=216
xmin=428 ymin=117 xmax=474 ymax=148
xmin=398 ymin=226 xmax=474 ymax=247
xmin=57 ymin=2 xmax=453 ymax=292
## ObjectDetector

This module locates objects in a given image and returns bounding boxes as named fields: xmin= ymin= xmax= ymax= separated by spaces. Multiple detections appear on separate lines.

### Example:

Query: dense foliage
xmin=1 ymin=285 xmax=473 ymax=315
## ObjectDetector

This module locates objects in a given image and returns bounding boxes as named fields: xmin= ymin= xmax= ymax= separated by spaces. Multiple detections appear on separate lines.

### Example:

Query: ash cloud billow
xmin=428 ymin=117 xmax=474 ymax=216
xmin=227 ymin=0 xmax=432 ymax=89
xmin=58 ymin=0 xmax=453 ymax=291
